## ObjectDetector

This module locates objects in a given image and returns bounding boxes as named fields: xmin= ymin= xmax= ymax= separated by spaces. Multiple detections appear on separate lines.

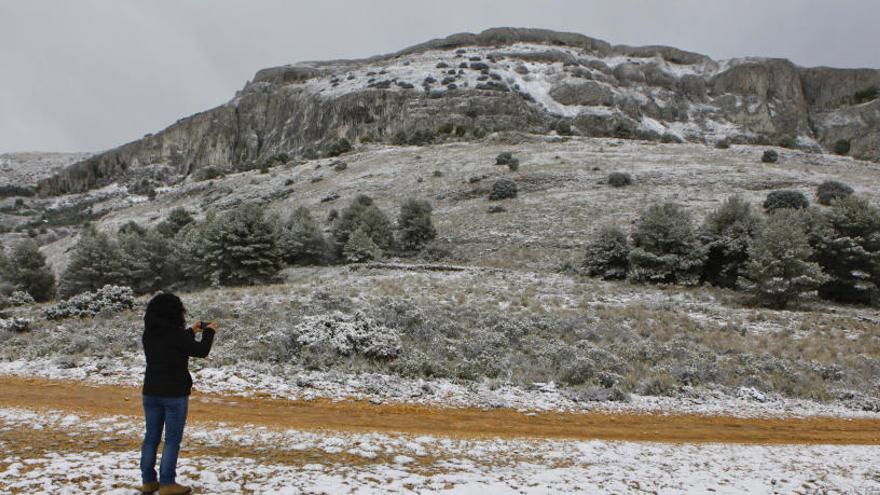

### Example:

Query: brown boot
xmin=158 ymin=484 xmax=192 ymax=495
xmin=138 ymin=481 xmax=160 ymax=494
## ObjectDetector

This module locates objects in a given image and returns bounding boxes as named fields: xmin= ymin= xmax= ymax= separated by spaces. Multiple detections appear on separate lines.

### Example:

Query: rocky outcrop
xmin=37 ymin=27 xmax=880 ymax=196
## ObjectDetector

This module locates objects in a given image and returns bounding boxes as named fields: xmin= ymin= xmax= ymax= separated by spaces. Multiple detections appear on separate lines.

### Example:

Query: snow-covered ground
xmin=1 ymin=406 xmax=878 ymax=494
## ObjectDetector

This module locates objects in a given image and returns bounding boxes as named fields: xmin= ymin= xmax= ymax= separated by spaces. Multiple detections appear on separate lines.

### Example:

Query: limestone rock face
xmin=37 ymin=27 xmax=880 ymax=196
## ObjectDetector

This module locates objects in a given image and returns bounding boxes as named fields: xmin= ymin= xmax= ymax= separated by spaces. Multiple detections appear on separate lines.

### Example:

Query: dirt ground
xmin=2 ymin=375 xmax=879 ymax=446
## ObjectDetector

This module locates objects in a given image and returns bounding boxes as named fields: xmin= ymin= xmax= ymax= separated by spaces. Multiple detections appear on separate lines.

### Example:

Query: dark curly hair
xmin=144 ymin=292 xmax=186 ymax=333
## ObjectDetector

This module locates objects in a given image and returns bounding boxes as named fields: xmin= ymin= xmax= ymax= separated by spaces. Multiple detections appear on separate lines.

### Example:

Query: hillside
xmin=35 ymin=27 xmax=880 ymax=197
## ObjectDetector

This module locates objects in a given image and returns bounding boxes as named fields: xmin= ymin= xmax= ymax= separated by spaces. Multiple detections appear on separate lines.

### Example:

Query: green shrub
xmin=397 ymin=199 xmax=437 ymax=252
xmin=833 ymin=139 xmax=851 ymax=155
xmin=391 ymin=130 xmax=409 ymax=146
xmin=582 ymin=225 xmax=630 ymax=280
xmin=488 ymin=179 xmax=518 ymax=200
xmin=324 ymin=138 xmax=352 ymax=157
xmin=407 ymin=129 xmax=435 ymax=146
xmin=761 ymin=150 xmax=778 ymax=163
xmin=495 ymin=152 xmax=515 ymax=166
xmin=9 ymin=240 xmax=55 ymax=302
xmin=777 ymin=136 xmax=797 ymax=149
xmin=628 ymin=203 xmax=707 ymax=285
xmin=195 ymin=166 xmax=224 ymax=181
xmin=763 ymin=190 xmax=809 ymax=212
xmin=660 ymin=132 xmax=683 ymax=144
xmin=715 ymin=139 xmax=731 ymax=149
xmin=700 ymin=196 xmax=763 ymax=288
xmin=58 ymin=226 xmax=127 ymax=298
xmin=853 ymin=86 xmax=878 ymax=105
xmin=608 ymin=172 xmax=632 ymax=187
xmin=279 ymin=206 xmax=328 ymax=265
xmin=816 ymin=180 xmax=854 ymax=206
xmin=437 ymin=123 xmax=455 ymax=134
xmin=739 ymin=209 xmax=828 ymax=309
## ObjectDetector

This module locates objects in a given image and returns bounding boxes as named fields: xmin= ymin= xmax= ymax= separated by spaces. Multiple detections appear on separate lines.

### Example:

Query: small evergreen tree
xmin=156 ymin=207 xmax=195 ymax=238
xmin=332 ymin=195 xmax=394 ymax=252
xmin=397 ymin=199 xmax=437 ymax=252
xmin=700 ymin=196 xmax=763 ymax=288
xmin=628 ymin=203 xmax=707 ymax=285
xmin=812 ymin=196 xmax=880 ymax=305
xmin=9 ymin=240 xmax=55 ymax=302
xmin=279 ymin=206 xmax=328 ymax=265
xmin=119 ymin=228 xmax=178 ymax=294
xmin=343 ymin=227 xmax=383 ymax=263
xmin=582 ymin=225 xmax=630 ymax=280
xmin=0 ymin=243 xmax=13 ymax=297
xmin=763 ymin=190 xmax=809 ymax=212
xmin=58 ymin=226 xmax=127 ymax=298
xmin=739 ymin=209 xmax=828 ymax=309
xmin=199 ymin=204 xmax=283 ymax=286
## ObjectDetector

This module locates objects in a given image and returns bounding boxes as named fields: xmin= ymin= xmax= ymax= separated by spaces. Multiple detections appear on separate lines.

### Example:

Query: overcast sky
xmin=1 ymin=0 xmax=878 ymax=153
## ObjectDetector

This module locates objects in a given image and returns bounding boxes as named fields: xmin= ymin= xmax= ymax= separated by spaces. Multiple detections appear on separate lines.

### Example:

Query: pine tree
xmin=628 ymin=202 xmax=707 ymax=285
xmin=9 ymin=240 xmax=55 ymax=302
xmin=343 ymin=227 xmax=383 ymax=263
xmin=397 ymin=199 xmax=436 ymax=252
xmin=739 ymin=209 xmax=828 ymax=309
xmin=200 ymin=204 xmax=283 ymax=286
xmin=332 ymin=195 xmax=393 ymax=252
xmin=279 ymin=206 xmax=328 ymax=265
xmin=119 ymin=228 xmax=178 ymax=293
xmin=156 ymin=207 xmax=195 ymax=238
xmin=583 ymin=225 xmax=630 ymax=280
xmin=700 ymin=196 xmax=763 ymax=288
xmin=812 ymin=196 xmax=880 ymax=306
xmin=58 ymin=226 xmax=127 ymax=298
xmin=0 ymin=243 xmax=13 ymax=296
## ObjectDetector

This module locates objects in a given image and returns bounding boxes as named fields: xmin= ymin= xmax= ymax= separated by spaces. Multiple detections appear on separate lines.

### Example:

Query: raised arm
xmin=174 ymin=325 xmax=215 ymax=358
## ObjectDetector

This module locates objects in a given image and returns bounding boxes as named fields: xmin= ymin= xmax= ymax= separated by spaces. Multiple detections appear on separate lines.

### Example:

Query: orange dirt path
xmin=1 ymin=374 xmax=879 ymax=445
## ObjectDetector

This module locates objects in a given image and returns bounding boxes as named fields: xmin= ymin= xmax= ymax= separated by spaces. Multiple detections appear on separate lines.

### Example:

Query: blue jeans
xmin=140 ymin=395 xmax=189 ymax=485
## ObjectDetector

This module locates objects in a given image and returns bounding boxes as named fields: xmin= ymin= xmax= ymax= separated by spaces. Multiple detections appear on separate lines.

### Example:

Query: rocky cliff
xmin=37 ymin=27 xmax=880 ymax=196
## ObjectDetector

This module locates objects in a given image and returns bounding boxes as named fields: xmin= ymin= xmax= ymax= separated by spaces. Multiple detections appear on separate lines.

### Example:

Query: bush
xmin=700 ymin=196 xmax=762 ymax=288
xmin=343 ymin=227 xmax=383 ymax=263
xmin=195 ymin=166 xmax=224 ymax=181
xmin=391 ymin=130 xmax=409 ymax=146
xmin=715 ymin=139 xmax=731 ymax=149
xmin=607 ymin=172 xmax=632 ymax=187
xmin=739 ymin=209 xmax=827 ymax=309
xmin=488 ymin=179 xmax=518 ymax=200
xmin=0 ymin=317 xmax=30 ymax=333
xmin=324 ymin=138 xmax=352 ymax=158
xmin=291 ymin=311 xmax=401 ymax=360
xmin=816 ymin=180 xmax=854 ymax=206
xmin=761 ymin=150 xmax=779 ymax=163
xmin=44 ymin=285 xmax=135 ymax=320
xmin=812 ymin=196 xmax=880 ymax=305
xmin=853 ymin=86 xmax=878 ymax=105
xmin=507 ymin=158 xmax=520 ymax=172
xmin=833 ymin=139 xmax=851 ymax=155
xmin=332 ymin=195 xmax=394 ymax=252
xmin=58 ymin=226 xmax=127 ymax=299
xmin=191 ymin=205 xmax=283 ymax=286
xmin=495 ymin=152 xmax=516 ymax=166
xmin=628 ymin=203 xmax=707 ymax=285
xmin=660 ymin=132 xmax=683 ymax=144
xmin=7 ymin=290 xmax=35 ymax=307
xmin=279 ymin=207 xmax=328 ymax=265
xmin=763 ymin=190 xmax=809 ymax=212
xmin=582 ymin=225 xmax=630 ymax=280
xmin=9 ymin=240 xmax=55 ymax=302
xmin=397 ymin=199 xmax=437 ymax=252
xmin=407 ymin=129 xmax=435 ymax=146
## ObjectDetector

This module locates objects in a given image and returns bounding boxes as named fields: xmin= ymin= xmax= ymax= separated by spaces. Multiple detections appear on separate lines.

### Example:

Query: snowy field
xmin=1 ymin=406 xmax=878 ymax=494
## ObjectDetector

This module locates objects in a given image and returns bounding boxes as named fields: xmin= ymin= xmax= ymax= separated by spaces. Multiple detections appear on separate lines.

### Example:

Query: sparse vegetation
xmin=324 ymin=138 xmax=353 ymax=158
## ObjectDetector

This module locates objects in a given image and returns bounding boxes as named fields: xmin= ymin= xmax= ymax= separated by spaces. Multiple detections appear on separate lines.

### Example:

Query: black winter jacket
xmin=142 ymin=314 xmax=215 ymax=397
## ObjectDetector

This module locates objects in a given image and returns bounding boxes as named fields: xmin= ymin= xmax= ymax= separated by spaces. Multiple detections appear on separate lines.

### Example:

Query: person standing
xmin=138 ymin=293 xmax=217 ymax=495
